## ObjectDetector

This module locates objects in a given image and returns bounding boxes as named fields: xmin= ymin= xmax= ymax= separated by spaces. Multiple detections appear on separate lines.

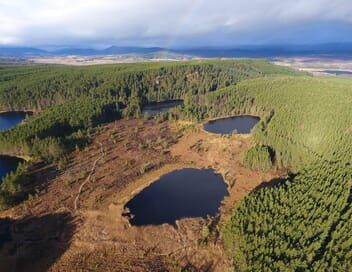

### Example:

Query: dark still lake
xmin=204 ymin=115 xmax=260 ymax=135
xmin=142 ymin=100 xmax=183 ymax=117
xmin=124 ymin=168 xmax=228 ymax=226
xmin=0 ymin=112 xmax=27 ymax=132
xmin=0 ymin=155 xmax=23 ymax=183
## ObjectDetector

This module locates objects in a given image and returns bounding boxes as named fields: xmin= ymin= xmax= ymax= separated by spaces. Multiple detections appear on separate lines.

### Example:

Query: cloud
xmin=0 ymin=0 xmax=352 ymax=47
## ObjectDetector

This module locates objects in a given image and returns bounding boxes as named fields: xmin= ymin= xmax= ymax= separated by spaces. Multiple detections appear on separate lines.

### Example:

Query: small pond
xmin=0 ymin=155 xmax=23 ymax=184
xmin=124 ymin=168 xmax=228 ymax=226
xmin=0 ymin=112 xmax=28 ymax=132
xmin=142 ymin=100 xmax=183 ymax=117
xmin=204 ymin=115 xmax=260 ymax=135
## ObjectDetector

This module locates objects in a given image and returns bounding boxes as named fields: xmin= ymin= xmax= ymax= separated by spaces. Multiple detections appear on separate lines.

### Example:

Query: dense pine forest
xmin=240 ymin=145 xmax=273 ymax=171
xmin=180 ymin=76 xmax=352 ymax=168
xmin=183 ymin=76 xmax=352 ymax=270
xmin=0 ymin=60 xmax=351 ymax=270
xmin=0 ymin=97 xmax=120 ymax=161
xmin=0 ymin=60 xmax=298 ymax=111
xmin=224 ymin=162 xmax=352 ymax=271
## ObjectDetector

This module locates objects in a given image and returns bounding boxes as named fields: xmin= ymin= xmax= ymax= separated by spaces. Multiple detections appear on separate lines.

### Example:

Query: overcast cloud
xmin=1 ymin=0 xmax=352 ymax=47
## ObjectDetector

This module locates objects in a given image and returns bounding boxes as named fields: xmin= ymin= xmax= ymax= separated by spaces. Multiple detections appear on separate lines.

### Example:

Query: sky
xmin=1 ymin=0 xmax=352 ymax=48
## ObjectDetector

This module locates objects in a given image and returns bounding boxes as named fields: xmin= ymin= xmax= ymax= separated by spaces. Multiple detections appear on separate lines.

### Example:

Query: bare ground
xmin=0 ymin=119 xmax=282 ymax=271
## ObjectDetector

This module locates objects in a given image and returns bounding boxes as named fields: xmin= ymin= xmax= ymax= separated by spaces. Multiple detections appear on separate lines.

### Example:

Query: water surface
xmin=0 ymin=155 xmax=23 ymax=183
xmin=321 ymin=70 xmax=352 ymax=76
xmin=124 ymin=168 xmax=228 ymax=226
xmin=204 ymin=115 xmax=260 ymax=135
xmin=142 ymin=100 xmax=183 ymax=117
xmin=0 ymin=112 xmax=27 ymax=132
xmin=0 ymin=112 xmax=28 ymax=183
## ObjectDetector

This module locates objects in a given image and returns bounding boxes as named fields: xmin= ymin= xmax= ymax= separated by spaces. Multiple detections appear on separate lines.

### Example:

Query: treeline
xmin=179 ymin=86 xmax=258 ymax=121
xmin=0 ymin=163 xmax=28 ymax=208
xmin=0 ymin=60 xmax=301 ymax=112
xmin=179 ymin=76 xmax=352 ymax=169
xmin=240 ymin=145 xmax=273 ymax=171
xmin=0 ymin=97 xmax=120 ymax=162
xmin=223 ymin=161 xmax=352 ymax=271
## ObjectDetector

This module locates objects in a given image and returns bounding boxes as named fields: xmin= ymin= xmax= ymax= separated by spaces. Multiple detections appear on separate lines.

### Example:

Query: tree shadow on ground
xmin=253 ymin=173 xmax=297 ymax=192
xmin=24 ymin=161 xmax=60 ymax=192
xmin=253 ymin=177 xmax=287 ymax=192
xmin=0 ymin=212 xmax=76 ymax=272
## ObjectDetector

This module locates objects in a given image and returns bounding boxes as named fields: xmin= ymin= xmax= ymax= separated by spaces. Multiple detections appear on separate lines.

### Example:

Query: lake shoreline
xmin=0 ymin=110 xmax=34 ymax=114
xmin=203 ymin=114 xmax=260 ymax=135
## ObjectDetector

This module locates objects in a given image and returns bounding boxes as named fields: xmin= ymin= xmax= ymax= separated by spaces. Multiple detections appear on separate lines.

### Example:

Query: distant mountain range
xmin=1 ymin=44 xmax=352 ymax=58
xmin=0 ymin=47 xmax=48 ymax=57
xmin=0 ymin=46 xmax=170 ymax=57
xmin=53 ymin=46 xmax=167 ymax=56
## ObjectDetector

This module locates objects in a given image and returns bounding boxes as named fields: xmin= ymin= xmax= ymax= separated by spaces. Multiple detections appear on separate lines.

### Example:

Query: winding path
xmin=73 ymin=142 xmax=104 ymax=213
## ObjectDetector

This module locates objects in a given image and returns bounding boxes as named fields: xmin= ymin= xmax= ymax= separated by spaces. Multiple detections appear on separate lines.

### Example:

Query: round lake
xmin=124 ymin=168 xmax=228 ymax=226
xmin=204 ymin=115 xmax=260 ymax=135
